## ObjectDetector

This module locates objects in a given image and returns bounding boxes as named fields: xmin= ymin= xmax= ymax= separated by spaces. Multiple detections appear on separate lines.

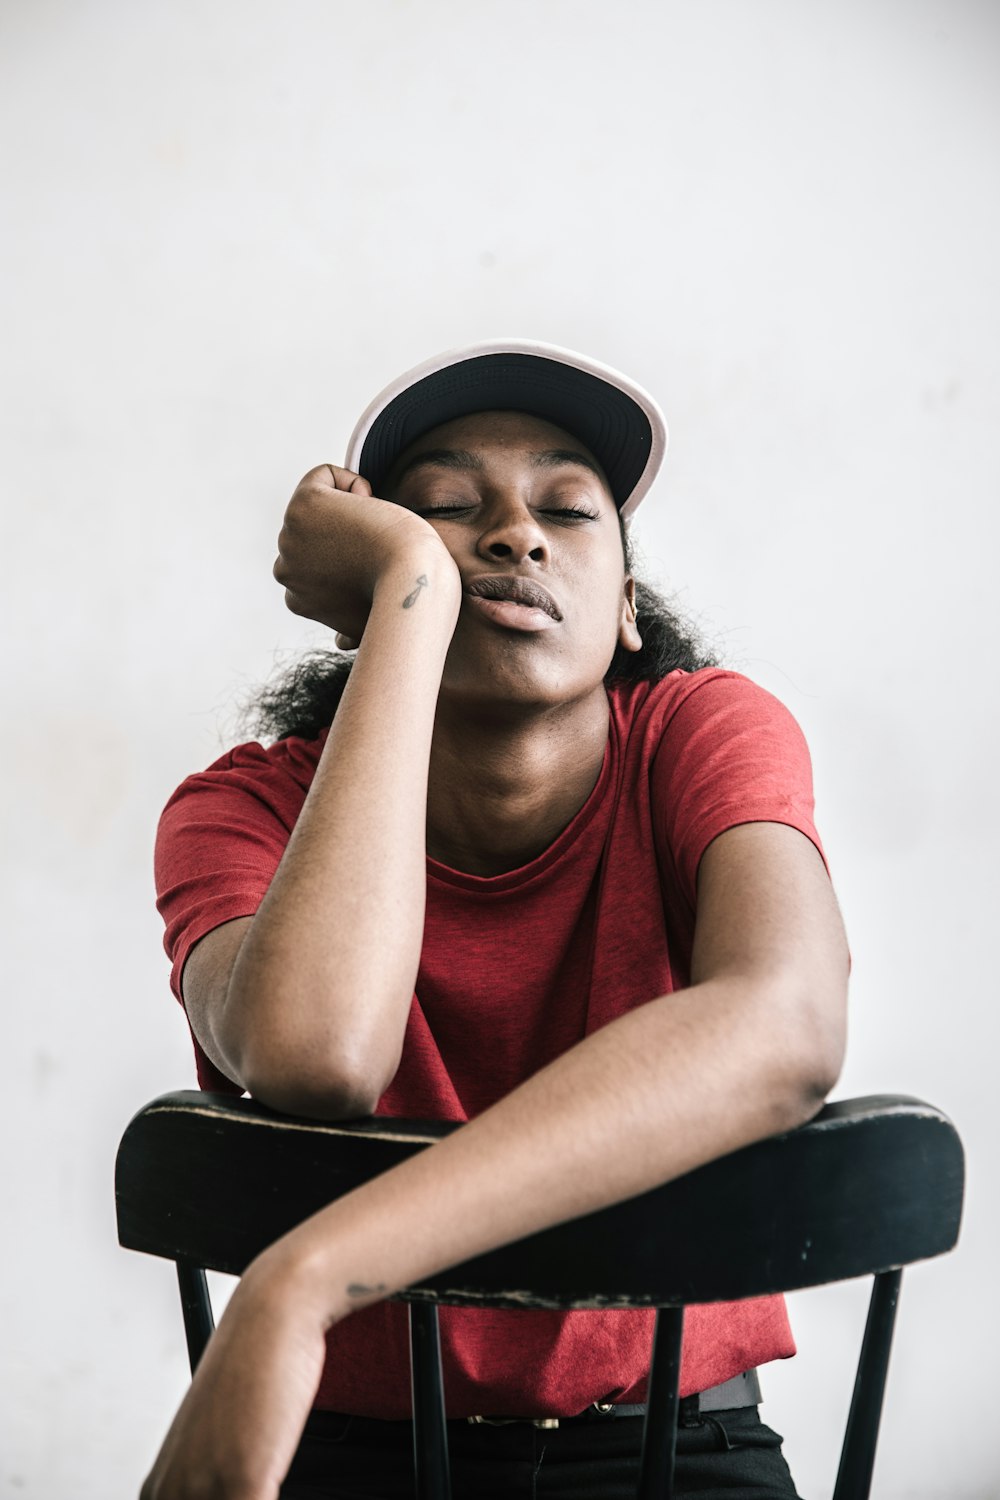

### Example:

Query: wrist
xmin=375 ymin=548 xmax=461 ymax=606
xmin=246 ymin=1231 xmax=347 ymax=1331
xmin=367 ymin=552 xmax=463 ymax=647
xmin=249 ymin=1193 xmax=405 ymax=1329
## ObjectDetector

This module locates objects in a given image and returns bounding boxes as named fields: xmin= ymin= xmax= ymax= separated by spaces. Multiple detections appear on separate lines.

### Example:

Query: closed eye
xmin=412 ymin=503 xmax=474 ymax=517
xmin=542 ymin=507 xmax=599 ymax=522
xmin=410 ymin=502 xmax=599 ymax=522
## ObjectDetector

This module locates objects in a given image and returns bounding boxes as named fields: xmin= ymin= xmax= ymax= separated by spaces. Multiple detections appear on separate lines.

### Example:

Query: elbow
xmin=788 ymin=1055 xmax=841 ymax=1131
xmin=729 ymin=963 xmax=847 ymax=1136
xmin=246 ymin=1073 xmax=382 ymax=1122
xmin=237 ymin=1036 xmax=401 ymax=1122
xmin=782 ymin=985 xmax=848 ymax=1128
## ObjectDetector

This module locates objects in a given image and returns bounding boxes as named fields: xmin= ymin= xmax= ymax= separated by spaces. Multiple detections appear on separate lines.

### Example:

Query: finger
xmin=324 ymin=463 xmax=371 ymax=496
xmin=335 ymin=633 xmax=360 ymax=651
xmin=296 ymin=463 xmax=368 ymax=494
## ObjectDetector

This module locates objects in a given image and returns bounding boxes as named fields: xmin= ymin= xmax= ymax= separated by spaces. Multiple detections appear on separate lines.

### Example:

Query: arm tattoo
xmin=346 ymin=1281 xmax=388 ymax=1300
xmin=402 ymin=574 xmax=429 ymax=609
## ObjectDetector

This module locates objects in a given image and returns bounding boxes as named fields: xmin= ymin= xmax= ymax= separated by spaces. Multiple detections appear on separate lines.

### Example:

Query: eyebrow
xmin=529 ymin=448 xmax=606 ymax=482
xmin=393 ymin=449 xmax=485 ymax=482
xmin=394 ymin=446 xmax=605 ymax=484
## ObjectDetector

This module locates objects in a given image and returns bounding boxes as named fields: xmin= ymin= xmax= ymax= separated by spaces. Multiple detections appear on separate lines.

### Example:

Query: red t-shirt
xmin=155 ymin=668 xmax=826 ymax=1417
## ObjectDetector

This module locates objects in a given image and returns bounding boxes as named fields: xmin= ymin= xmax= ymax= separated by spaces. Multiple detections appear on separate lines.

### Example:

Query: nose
xmin=476 ymin=501 xmax=549 ymax=565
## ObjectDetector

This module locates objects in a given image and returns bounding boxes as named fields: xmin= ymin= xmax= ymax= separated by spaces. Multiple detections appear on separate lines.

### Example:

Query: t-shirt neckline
xmin=426 ymin=730 xmax=616 ymax=894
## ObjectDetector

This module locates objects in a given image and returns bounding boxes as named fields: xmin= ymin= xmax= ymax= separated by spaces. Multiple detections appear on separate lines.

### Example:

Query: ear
xmin=617 ymin=577 xmax=642 ymax=654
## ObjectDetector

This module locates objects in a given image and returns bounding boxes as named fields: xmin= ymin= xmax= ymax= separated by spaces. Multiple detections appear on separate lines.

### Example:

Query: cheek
xmin=586 ymin=564 xmax=629 ymax=628
xmin=425 ymin=522 xmax=465 ymax=562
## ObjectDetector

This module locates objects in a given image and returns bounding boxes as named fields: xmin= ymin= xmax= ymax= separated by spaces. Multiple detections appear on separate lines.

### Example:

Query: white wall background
xmin=2 ymin=1 xmax=997 ymax=1494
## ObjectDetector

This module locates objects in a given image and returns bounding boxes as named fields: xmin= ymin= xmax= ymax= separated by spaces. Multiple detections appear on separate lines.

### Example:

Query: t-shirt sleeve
xmin=154 ymin=736 xmax=319 ymax=1090
xmin=650 ymin=670 xmax=826 ymax=911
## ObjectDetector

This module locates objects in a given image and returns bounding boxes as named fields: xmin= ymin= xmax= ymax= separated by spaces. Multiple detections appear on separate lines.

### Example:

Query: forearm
xmin=218 ymin=552 xmax=461 ymax=1114
xmin=254 ymin=969 xmax=838 ymax=1325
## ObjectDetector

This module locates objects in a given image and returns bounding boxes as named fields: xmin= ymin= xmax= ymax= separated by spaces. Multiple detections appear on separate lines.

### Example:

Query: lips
xmin=464 ymin=574 xmax=562 ymax=621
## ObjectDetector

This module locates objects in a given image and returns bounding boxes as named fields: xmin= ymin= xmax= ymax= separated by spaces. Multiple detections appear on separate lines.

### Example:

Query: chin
xmin=441 ymin=655 xmax=606 ymax=719
xmin=438 ymin=623 xmax=619 ymax=712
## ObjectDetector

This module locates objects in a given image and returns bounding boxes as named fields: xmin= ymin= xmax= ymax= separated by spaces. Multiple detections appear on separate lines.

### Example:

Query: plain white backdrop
xmin=2 ymin=1 xmax=998 ymax=1494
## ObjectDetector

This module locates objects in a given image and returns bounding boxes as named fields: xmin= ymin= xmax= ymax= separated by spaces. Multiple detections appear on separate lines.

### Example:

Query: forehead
xmin=390 ymin=410 xmax=613 ymax=492
xmin=415 ymin=410 xmax=593 ymax=452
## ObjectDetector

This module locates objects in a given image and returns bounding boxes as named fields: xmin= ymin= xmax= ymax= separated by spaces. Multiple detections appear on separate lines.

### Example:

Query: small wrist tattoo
xmin=402 ymin=574 xmax=429 ymax=609
xmin=346 ymin=1281 xmax=388 ymax=1300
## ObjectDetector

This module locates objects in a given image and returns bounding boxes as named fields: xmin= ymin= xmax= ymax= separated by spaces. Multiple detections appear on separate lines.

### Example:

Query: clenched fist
xmin=273 ymin=465 xmax=458 ymax=644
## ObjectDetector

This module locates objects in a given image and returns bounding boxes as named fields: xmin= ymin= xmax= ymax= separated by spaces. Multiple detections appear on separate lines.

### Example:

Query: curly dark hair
xmin=244 ymin=527 xmax=716 ymax=744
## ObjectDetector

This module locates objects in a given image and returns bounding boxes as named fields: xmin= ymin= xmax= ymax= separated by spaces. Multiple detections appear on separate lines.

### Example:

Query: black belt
xmin=466 ymin=1368 xmax=762 ymax=1428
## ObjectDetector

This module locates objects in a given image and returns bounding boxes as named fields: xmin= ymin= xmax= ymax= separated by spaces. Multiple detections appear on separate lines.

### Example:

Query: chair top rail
xmin=116 ymin=1091 xmax=964 ymax=1309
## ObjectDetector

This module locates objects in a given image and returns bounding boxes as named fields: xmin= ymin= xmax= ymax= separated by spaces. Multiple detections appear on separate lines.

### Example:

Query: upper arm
xmin=181 ymin=916 xmax=256 ymax=1085
xmin=648 ymin=671 xmax=848 ymax=1099
xmin=692 ymin=821 xmax=849 ymax=1096
xmin=155 ymin=739 xmax=310 ymax=1090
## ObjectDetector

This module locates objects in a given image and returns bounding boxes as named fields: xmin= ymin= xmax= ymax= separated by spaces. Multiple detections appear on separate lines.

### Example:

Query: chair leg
xmin=832 ymin=1268 xmax=903 ymax=1500
xmin=409 ymin=1302 xmax=452 ymax=1500
xmin=638 ymin=1306 xmax=684 ymax=1500
xmin=176 ymin=1261 xmax=215 ymax=1375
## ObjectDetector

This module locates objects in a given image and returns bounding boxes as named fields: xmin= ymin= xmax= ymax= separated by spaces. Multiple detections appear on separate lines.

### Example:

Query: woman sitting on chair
xmin=148 ymin=341 xmax=848 ymax=1499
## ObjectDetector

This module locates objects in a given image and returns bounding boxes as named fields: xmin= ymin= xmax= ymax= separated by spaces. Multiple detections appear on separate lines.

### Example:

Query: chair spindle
xmin=638 ymin=1305 xmax=684 ymax=1500
xmin=176 ymin=1261 xmax=215 ymax=1374
xmin=409 ymin=1301 xmax=452 ymax=1500
xmin=833 ymin=1267 xmax=903 ymax=1500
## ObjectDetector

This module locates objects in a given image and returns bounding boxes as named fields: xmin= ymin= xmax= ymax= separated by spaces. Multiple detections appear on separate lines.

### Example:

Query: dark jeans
xmin=280 ymin=1407 xmax=801 ymax=1499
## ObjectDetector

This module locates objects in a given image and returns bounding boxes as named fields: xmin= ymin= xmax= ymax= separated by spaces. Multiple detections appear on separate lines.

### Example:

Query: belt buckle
xmin=467 ymin=1415 xmax=561 ymax=1428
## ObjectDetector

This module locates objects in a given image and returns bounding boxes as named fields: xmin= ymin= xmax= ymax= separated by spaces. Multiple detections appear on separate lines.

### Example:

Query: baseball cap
xmin=344 ymin=338 xmax=668 ymax=526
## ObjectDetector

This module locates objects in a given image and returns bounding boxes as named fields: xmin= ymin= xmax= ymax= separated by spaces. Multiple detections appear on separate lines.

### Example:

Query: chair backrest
xmin=116 ymin=1092 xmax=964 ymax=1500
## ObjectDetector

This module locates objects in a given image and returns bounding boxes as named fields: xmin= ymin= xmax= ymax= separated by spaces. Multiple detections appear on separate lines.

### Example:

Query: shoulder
xmin=154 ymin=733 xmax=328 ymax=977
xmin=608 ymin=669 xmax=809 ymax=756
xmin=155 ymin=732 xmax=328 ymax=891
xmin=621 ymin=672 xmax=822 ymax=904
xmin=159 ymin=730 xmax=329 ymax=826
xmin=188 ymin=729 xmax=329 ymax=787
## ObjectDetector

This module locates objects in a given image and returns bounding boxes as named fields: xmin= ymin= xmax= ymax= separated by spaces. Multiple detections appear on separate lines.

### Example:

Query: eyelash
xmin=416 ymin=505 xmax=598 ymax=523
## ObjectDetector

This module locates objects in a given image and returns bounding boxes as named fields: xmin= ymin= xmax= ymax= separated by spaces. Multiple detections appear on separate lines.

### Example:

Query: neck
xmin=425 ymin=689 xmax=611 ymax=876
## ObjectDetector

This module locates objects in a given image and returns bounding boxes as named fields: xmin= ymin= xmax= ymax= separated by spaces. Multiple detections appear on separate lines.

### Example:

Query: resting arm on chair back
xmin=117 ymin=1089 xmax=963 ymax=1500
xmin=144 ymin=806 xmax=850 ymax=1498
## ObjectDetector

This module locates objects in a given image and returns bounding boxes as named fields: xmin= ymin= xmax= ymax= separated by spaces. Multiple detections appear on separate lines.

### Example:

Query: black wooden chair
xmin=116 ymin=1091 xmax=963 ymax=1500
